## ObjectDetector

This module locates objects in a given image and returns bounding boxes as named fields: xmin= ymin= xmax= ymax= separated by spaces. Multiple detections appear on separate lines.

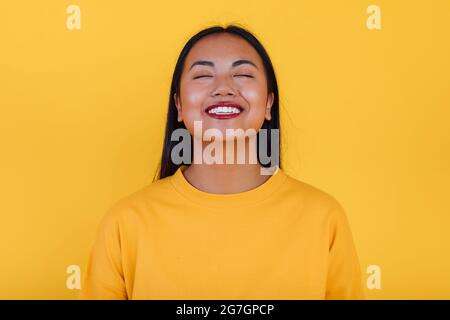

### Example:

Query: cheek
xmin=180 ymin=83 xmax=208 ymax=119
xmin=181 ymin=84 xmax=205 ymax=109
xmin=179 ymin=83 xmax=208 ymax=134
xmin=240 ymin=81 xmax=268 ymax=107
xmin=240 ymin=82 xmax=268 ymax=124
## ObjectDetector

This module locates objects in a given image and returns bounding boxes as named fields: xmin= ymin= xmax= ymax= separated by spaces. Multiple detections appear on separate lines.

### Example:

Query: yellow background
xmin=1 ymin=0 xmax=449 ymax=299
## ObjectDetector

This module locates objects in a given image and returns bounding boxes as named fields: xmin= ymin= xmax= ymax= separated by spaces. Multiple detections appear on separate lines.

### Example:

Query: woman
xmin=79 ymin=25 xmax=365 ymax=300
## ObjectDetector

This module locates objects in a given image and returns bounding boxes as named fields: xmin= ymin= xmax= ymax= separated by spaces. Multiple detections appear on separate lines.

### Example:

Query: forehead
xmin=184 ymin=33 xmax=263 ymax=68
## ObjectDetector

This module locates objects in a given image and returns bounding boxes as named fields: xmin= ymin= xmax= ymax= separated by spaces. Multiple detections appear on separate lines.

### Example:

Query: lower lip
xmin=205 ymin=111 xmax=242 ymax=119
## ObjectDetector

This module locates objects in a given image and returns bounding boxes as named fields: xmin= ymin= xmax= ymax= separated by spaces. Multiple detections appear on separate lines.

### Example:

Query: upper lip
xmin=204 ymin=101 xmax=244 ymax=113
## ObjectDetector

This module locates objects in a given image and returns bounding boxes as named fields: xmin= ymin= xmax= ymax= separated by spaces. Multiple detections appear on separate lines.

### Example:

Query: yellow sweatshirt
xmin=78 ymin=165 xmax=365 ymax=300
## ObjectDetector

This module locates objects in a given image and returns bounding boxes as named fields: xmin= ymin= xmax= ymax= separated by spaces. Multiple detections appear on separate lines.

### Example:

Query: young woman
xmin=79 ymin=25 xmax=365 ymax=300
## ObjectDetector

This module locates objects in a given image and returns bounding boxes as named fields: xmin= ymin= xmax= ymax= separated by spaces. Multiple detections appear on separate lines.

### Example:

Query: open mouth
xmin=204 ymin=102 xmax=244 ymax=119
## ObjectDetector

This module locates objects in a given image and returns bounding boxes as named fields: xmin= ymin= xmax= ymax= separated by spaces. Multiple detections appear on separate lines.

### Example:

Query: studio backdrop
xmin=1 ymin=0 xmax=449 ymax=299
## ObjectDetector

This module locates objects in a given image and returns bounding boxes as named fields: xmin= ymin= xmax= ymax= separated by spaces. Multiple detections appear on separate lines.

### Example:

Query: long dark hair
xmin=154 ymin=24 xmax=281 ymax=181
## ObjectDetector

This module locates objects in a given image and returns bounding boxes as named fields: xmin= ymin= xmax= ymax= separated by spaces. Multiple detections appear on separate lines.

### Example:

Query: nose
xmin=210 ymin=75 xmax=237 ymax=97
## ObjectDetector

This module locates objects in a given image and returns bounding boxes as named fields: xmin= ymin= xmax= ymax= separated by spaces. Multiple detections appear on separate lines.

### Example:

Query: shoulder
xmin=282 ymin=170 xmax=343 ymax=208
xmin=281 ymin=170 xmax=349 ymax=220
xmin=281 ymin=172 xmax=355 ymax=244
xmin=98 ymin=174 xmax=174 ymax=227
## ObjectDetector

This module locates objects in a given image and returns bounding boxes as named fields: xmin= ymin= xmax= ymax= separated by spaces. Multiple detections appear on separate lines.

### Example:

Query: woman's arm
xmin=78 ymin=206 xmax=128 ymax=300
xmin=325 ymin=202 xmax=365 ymax=300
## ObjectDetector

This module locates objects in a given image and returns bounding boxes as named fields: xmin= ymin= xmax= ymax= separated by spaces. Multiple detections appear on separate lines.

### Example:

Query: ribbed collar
xmin=169 ymin=165 xmax=288 ymax=209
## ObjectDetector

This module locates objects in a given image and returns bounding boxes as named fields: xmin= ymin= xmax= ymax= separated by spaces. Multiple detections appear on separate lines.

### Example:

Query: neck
xmin=182 ymin=163 xmax=270 ymax=194
xmin=183 ymin=138 xmax=271 ymax=194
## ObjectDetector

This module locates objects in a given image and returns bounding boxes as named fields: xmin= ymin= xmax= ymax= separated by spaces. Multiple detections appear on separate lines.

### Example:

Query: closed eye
xmin=193 ymin=75 xmax=213 ymax=79
xmin=234 ymin=74 xmax=254 ymax=78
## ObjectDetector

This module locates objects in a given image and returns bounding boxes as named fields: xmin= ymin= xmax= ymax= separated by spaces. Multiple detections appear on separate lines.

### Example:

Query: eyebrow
xmin=188 ymin=59 xmax=258 ymax=71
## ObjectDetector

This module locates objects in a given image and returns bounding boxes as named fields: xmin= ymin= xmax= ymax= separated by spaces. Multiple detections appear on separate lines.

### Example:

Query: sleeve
xmin=325 ymin=202 xmax=365 ymax=300
xmin=78 ymin=206 xmax=128 ymax=300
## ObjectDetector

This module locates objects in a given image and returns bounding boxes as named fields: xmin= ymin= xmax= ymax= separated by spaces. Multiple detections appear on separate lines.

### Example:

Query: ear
xmin=264 ymin=92 xmax=274 ymax=121
xmin=174 ymin=93 xmax=183 ymax=122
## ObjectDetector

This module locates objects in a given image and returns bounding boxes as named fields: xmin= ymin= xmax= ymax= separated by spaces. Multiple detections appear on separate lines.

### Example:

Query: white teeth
xmin=207 ymin=106 xmax=241 ymax=114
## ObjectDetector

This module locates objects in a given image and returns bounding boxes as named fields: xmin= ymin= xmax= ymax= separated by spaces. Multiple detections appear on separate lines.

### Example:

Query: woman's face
xmin=175 ymin=33 xmax=274 ymax=140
